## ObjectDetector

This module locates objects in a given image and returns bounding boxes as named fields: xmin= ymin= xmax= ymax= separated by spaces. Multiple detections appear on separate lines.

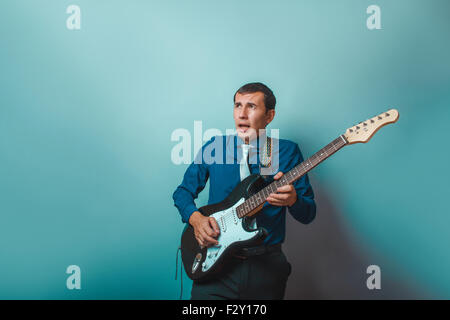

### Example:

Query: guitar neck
xmin=236 ymin=135 xmax=348 ymax=219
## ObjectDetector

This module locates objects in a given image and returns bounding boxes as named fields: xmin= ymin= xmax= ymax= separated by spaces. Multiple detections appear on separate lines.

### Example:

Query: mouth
xmin=237 ymin=124 xmax=251 ymax=132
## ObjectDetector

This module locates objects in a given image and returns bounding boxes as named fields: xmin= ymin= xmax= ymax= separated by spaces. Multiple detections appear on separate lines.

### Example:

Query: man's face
xmin=234 ymin=91 xmax=275 ymax=142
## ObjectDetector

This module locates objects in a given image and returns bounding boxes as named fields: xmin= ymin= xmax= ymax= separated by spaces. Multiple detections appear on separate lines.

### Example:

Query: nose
xmin=238 ymin=106 xmax=248 ymax=119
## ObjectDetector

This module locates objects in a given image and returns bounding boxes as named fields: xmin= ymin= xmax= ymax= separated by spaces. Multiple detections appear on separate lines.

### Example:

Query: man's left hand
xmin=266 ymin=171 xmax=298 ymax=207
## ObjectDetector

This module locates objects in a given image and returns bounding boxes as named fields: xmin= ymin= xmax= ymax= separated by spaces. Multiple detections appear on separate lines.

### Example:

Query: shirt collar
xmin=234 ymin=131 xmax=268 ymax=150
xmin=225 ymin=132 xmax=269 ymax=164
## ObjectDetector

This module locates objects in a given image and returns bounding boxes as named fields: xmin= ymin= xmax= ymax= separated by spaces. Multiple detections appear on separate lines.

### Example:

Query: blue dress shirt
xmin=172 ymin=134 xmax=316 ymax=245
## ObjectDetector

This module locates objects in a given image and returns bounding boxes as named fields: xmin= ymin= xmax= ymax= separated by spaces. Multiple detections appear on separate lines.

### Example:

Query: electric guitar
xmin=180 ymin=109 xmax=399 ymax=282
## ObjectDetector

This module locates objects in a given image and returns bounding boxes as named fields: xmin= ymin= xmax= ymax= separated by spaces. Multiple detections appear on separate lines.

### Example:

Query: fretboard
xmin=236 ymin=135 xmax=348 ymax=218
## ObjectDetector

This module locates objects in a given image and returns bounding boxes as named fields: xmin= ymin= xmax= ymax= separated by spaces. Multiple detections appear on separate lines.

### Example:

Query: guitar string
xmin=217 ymin=135 xmax=347 ymax=229
xmin=233 ymin=136 xmax=346 ymax=220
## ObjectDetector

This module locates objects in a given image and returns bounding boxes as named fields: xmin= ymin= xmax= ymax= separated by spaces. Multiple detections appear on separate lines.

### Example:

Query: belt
xmin=233 ymin=243 xmax=282 ymax=259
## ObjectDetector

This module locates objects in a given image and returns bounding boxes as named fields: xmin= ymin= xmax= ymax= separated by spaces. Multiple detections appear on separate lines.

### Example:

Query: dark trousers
xmin=191 ymin=250 xmax=292 ymax=300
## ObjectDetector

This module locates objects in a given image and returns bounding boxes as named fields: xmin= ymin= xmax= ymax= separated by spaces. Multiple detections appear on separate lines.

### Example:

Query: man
xmin=173 ymin=82 xmax=316 ymax=299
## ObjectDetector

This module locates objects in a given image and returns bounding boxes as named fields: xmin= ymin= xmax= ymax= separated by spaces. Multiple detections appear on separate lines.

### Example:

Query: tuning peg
xmin=378 ymin=116 xmax=382 ymax=120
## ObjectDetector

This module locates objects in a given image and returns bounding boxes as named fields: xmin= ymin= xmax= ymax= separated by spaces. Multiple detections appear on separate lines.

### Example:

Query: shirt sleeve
xmin=172 ymin=137 xmax=213 ymax=224
xmin=285 ymin=143 xmax=317 ymax=224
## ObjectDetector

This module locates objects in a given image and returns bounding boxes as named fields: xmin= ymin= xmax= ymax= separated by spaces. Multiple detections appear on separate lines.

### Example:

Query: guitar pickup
xmin=219 ymin=216 xmax=226 ymax=232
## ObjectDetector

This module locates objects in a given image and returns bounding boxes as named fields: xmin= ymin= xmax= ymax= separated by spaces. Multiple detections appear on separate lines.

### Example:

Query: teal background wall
xmin=1 ymin=0 xmax=449 ymax=299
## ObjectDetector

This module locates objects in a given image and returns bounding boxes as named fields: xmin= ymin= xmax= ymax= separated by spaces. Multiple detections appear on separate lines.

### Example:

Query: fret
xmin=256 ymin=194 xmax=262 ymax=205
xmin=269 ymin=184 xmax=276 ymax=193
xmin=309 ymin=155 xmax=316 ymax=166
xmin=319 ymin=148 xmax=326 ymax=159
xmin=303 ymin=162 xmax=309 ymax=170
xmin=259 ymin=191 xmax=266 ymax=202
xmin=273 ymin=180 xmax=281 ymax=189
xmin=275 ymin=181 xmax=280 ymax=191
xmin=258 ymin=192 xmax=264 ymax=204
xmin=290 ymin=168 xmax=297 ymax=179
xmin=331 ymin=142 xmax=337 ymax=151
xmin=287 ymin=172 xmax=295 ymax=184
xmin=313 ymin=153 xmax=319 ymax=163
xmin=332 ymin=143 xmax=339 ymax=153
xmin=285 ymin=171 xmax=293 ymax=182
xmin=311 ymin=153 xmax=319 ymax=165
xmin=332 ymin=140 xmax=339 ymax=150
xmin=316 ymin=152 xmax=322 ymax=162
xmin=273 ymin=181 xmax=279 ymax=191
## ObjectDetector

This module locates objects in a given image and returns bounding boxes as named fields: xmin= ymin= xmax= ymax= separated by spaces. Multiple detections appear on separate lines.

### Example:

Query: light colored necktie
xmin=240 ymin=144 xmax=252 ymax=181
xmin=239 ymin=143 xmax=257 ymax=229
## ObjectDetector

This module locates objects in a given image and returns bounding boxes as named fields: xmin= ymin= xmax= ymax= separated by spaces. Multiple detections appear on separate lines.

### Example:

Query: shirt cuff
xmin=288 ymin=194 xmax=302 ymax=210
xmin=182 ymin=203 xmax=200 ymax=224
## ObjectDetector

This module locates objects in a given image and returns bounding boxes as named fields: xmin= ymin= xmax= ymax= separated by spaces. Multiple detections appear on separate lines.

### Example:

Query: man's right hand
xmin=188 ymin=211 xmax=220 ymax=248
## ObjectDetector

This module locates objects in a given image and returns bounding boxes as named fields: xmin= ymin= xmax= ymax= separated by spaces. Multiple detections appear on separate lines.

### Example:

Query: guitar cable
xmin=175 ymin=245 xmax=183 ymax=300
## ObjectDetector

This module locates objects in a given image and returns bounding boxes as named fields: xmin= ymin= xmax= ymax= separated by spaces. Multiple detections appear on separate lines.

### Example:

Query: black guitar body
xmin=180 ymin=174 xmax=269 ymax=282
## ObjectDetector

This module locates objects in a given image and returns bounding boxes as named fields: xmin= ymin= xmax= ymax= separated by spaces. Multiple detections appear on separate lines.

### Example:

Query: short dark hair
xmin=234 ymin=82 xmax=276 ymax=111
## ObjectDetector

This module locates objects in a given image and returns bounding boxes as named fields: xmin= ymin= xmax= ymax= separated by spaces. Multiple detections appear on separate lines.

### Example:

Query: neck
xmin=236 ymin=129 xmax=267 ymax=145
xmin=236 ymin=134 xmax=348 ymax=219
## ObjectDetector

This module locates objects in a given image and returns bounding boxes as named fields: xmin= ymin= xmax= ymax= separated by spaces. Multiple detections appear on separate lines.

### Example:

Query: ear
xmin=265 ymin=109 xmax=275 ymax=125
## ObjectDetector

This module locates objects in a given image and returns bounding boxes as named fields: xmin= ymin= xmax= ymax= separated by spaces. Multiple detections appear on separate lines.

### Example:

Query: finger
xmin=196 ymin=236 xmax=204 ymax=247
xmin=269 ymin=193 xmax=289 ymax=201
xmin=209 ymin=217 xmax=220 ymax=235
xmin=277 ymin=185 xmax=294 ymax=193
xmin=267 ymin=198 xmax=285 ymax=206
xmin=202 ymin=224 xmax=215 ymax=237
xmin=273 ymin=171 xmax=284 ymax=180
xmin=200 ymin=230 xmax=219 ymax=245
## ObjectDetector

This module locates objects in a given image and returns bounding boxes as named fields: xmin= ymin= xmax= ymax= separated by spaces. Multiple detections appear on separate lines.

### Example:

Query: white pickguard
xmin=201 ymin=197 xmax=258 ymax=272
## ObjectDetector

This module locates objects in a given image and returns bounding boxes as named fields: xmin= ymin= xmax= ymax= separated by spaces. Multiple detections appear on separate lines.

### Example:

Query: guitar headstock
xmin=344 ymin=109 xmax=399 ymax=144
